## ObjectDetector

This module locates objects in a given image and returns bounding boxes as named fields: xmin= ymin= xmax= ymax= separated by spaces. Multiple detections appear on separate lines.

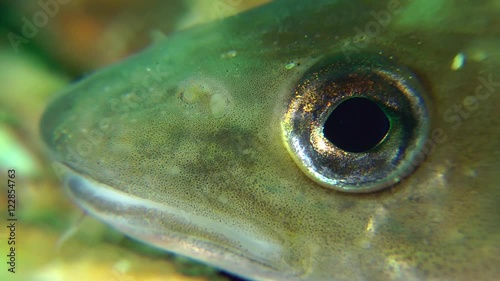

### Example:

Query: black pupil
xmin=323 ymin=97 xmax=390 ymax=153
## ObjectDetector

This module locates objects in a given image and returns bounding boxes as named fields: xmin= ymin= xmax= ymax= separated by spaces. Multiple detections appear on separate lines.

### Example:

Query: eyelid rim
xmin=281 ymin=53 xmax=430 ymax=193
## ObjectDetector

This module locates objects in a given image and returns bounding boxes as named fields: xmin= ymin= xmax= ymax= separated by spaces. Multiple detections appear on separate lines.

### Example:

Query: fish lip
xmin=56 ymin=163 xmax=304 ymax=281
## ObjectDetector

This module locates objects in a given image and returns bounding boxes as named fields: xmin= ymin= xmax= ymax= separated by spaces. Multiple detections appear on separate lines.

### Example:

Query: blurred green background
xmin=0 ymin=1 xmax=268 ymax=280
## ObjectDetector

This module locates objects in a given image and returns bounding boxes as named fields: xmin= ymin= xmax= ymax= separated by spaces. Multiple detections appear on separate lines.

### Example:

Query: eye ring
xmin=281 ymin=53 xmax=430 ymax=193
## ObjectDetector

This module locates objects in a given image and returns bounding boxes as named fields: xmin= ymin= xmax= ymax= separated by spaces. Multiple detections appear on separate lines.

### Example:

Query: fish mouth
xmin=55 ymin=163 xmax=303 ymax=281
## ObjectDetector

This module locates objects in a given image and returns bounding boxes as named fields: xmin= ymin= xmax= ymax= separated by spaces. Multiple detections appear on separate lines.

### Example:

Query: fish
xmin=40 ymin=0 xmax=499 ymax=280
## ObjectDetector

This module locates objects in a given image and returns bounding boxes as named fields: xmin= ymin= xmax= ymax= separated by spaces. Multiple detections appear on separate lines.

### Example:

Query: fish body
xmin=41 ymin=0 xmax=499 ymax=280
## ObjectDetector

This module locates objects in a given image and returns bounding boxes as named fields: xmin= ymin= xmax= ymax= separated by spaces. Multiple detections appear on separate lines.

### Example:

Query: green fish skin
xmin=40 ymin=0 xmax=499 ymax=280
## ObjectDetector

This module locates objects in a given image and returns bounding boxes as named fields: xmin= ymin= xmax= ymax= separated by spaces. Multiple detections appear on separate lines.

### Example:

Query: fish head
xmin=41 ymin=0 xmax=499 ymax=280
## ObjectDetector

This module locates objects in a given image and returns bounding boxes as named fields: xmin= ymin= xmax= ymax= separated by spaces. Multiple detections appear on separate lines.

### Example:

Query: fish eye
xmin=282 ymin=53 xmax=430 ymax=193
xmin=323 ymin=96 xmax=390 ymax=153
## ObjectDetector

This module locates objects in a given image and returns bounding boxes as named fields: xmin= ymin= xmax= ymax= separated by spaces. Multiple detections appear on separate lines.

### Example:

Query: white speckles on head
xmin=285 ymin=61 xmax=297 ymax=69
xmin=176 ymin=77 xmax=233 ymax=118
xmin=451 ymin=53 xmax=465 ymax=70
xmin=220 ymin=50 xmax=238 ymax=59
xmin=218 ymin=194 xmax=229 ymax=204
xmin=210 ymin=93 xmax=230 ymax=118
